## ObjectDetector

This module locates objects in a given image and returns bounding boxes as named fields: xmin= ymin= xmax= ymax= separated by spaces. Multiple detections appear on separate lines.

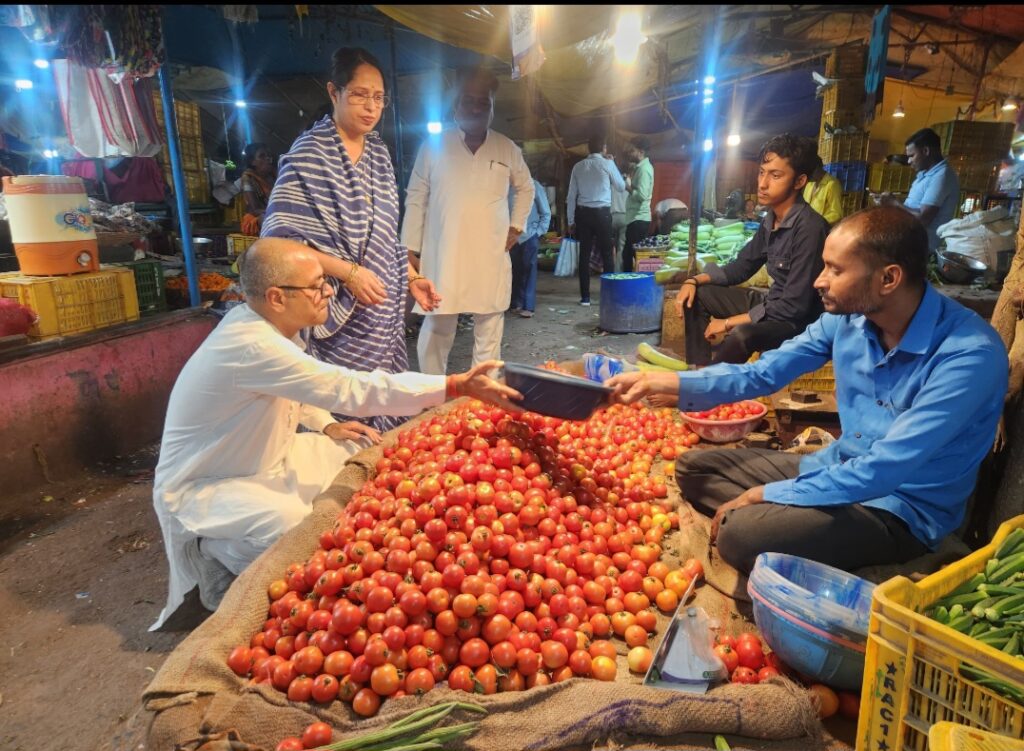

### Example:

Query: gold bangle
xmin=409 ymin=274 xmax=425 ymax=286
xmin=344 ymin=263 xmax=360 ymax=286
xmin=683 ymin=279 xmax=698 ymax=287
xmin=725 ymin=317 xmax=734 ymax=332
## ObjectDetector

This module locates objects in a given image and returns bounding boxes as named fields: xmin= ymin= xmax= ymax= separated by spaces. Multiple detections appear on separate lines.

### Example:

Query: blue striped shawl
xmin=262 ymin=116 xmax=409 ymax=430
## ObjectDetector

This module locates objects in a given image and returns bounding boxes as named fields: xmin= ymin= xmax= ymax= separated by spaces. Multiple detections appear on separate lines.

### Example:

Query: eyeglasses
xmin=342 ymin=88 xmax=391 ymax=109
xmin=275 ymin=280 xmax=332 ymax=303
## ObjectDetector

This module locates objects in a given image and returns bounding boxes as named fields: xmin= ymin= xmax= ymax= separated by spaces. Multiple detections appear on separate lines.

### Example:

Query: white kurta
xmin=402 ymin=128 xmax=534 ymax=315
xmin=150 ymin=304 xmax=446 ymax=629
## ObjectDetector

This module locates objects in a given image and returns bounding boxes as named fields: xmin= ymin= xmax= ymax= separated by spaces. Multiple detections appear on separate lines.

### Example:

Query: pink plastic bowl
xmin=680 ymin=400 xmax=768 ymax=443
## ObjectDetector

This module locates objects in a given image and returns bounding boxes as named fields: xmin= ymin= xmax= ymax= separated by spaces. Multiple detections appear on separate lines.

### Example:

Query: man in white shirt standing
xmin=567 ymin=133 xmax=626 ymax=305
xmin=610 ymin=165 xmax=629 ymax=272
xmin=402 ymin=67 xmax=535 ymax=374
xmin=150 ymin=238 xmax=522 ymax=629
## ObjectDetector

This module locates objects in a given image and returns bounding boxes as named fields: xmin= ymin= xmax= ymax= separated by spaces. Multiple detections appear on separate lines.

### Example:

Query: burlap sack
xmin=143 ymin=405 xmax=824 ymax=750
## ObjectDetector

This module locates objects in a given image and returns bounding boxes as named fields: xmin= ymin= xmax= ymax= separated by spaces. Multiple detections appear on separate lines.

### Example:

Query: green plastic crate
xmin=111 ymin=260 xmax=167 ymax=315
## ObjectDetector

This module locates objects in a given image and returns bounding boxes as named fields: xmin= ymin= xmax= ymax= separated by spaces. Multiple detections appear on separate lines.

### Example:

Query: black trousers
xmin=622 ymin=219 xmax=651 ymax=273
xmin=575 ymin=205 xmax=613 ymax=301
xmin=676 ymin=448 xmax=929 ymax=574
xmin=684 ymin=284 xmax=802 ymax=366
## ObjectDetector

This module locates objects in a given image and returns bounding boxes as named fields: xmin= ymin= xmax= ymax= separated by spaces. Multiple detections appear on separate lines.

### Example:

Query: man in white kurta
xmin=151 ymin=238 xmax=522 ymax=629
xmin=402 ymin=68 xmax=535 ymax=375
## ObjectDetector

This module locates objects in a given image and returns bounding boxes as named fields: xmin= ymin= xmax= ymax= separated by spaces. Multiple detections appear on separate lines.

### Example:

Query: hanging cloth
xmin=53 ymin=59 xmax=163 ymax=159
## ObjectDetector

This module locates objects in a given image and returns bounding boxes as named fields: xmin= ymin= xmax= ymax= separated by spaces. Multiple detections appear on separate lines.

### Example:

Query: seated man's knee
xmin=246 ymin=500 xmax=311 ymax=546
xmin=725 ymin=325 xmax=757 ymax=357
xmin=716 ymin=509 xmax=761 ymax=573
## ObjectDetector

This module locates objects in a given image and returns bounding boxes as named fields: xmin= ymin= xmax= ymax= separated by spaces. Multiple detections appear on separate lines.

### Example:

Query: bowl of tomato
xmin=679 ymin=400 xmax=767 ymax=443
xmin=747 ymin=553 xmax=876 ymax=691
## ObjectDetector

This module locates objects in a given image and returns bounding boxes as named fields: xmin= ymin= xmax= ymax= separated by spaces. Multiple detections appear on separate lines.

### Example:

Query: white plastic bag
xmin=553 ymin=237 xmax=578 ymax=277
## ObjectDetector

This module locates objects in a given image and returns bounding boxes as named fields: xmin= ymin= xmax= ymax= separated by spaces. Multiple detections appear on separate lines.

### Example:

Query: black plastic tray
xmin=503 ymin=362 xmax=612 ymax=421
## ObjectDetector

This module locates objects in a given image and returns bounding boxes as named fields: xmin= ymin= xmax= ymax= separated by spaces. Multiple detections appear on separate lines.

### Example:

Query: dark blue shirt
xmin=677 ymin=285 xmax=1008 ymax=548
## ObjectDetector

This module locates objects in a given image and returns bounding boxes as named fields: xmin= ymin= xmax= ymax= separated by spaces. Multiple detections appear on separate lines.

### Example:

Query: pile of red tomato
xmin=684 ymin=400 xmax=766 ymax=423
xmin=226 ymin=401 xmax=705 ymax=717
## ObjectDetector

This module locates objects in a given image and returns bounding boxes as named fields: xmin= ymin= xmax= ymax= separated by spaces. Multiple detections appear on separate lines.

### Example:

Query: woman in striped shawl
xmin=262 ymin=48 xmax=441 ymax=432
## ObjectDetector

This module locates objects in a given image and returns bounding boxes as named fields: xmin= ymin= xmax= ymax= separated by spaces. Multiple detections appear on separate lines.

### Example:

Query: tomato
xmin=227 ymin=645 xmax=253 ymax=677
xmin=475 ymin=664 xmax=498 ymax=694
xmin=370 ymin=663 xmax=401 ymax=696
xmin=734 ymin=640 xmax=765 ymax=671
xmin=310 ymin=674 xmax=339 ymax=704
xmin=287 ymin=675 xmax=314 ymax=701
xmin=591 ymin=655 xmax=617 ymax=681
xmin=540 ymin=640 xmax=569 ymax=669
xmin=715 ymin=634 xmax=737 ymax=650
xmin=681 ymin=557 xmax=704 ymax=581
xmin=568 ymin=649 xmax=593 ymax=676
xmin=714 ymin=644 xmax=739 ymax=673
xmin=837 ymin=691 xmax=861 ymax=720
xmin=272 ymin=661 xmax=298 ymax=692
xmin=293 ymin=646 xmax=325 ymax=676
xmin=757 ymin=666 xmax=780 ymax=682
xmin=452 ymin=637 xmax=486 ymax=668
xmin=352 ymin=687 xmax=382 ymax=717
xmin=624 ymin=624 xmax=648 ymax=648
xmin=730 ymin=666 xmax=759 ymax=684
xmin=277 ymin=739 xmax=304 ymax=751
xmin=405 ymin=667 xmax=436 ymax=696
xmin=448 ymin=664 xmax=476 ymax=692
xmin=516 ymin=647 xmax=541 ymax=676
xmin=627 ymin=646 xmax=653 ymax=673
xmin=809 ymin=684 xmax=840 ymax=718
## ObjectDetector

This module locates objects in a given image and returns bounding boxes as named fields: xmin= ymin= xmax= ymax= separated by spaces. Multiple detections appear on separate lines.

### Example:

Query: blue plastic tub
xmin=503 ymin=362 xmax=612 ymax=421
xmin=599 ymin=272 xmax=662 ymax=334
xmin=747 ymin=553 xmax=875 ymax=691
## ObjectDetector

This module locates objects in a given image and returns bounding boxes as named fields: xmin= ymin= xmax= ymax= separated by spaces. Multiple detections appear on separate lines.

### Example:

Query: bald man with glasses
xmin=151 ymin=238 xmax=522 ymax=629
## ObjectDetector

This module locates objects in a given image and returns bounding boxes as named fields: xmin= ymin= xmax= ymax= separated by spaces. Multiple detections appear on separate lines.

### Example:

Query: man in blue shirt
xmin=567 ymin=132 xmax=626 ymax=305
xmin=879 ymin=128 xmax=960 ymax=252
xmin=508 ymin=177 xmax=552 ymax=318
xmin=608 ymin=207 xmax=1007 ymax=573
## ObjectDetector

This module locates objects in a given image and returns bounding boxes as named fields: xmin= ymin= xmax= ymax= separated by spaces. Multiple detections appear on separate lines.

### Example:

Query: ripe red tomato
xmin=757 ymin=666 xmax=780 ymax=682
xmin=730 ymin=666 xmax=759 ymax=684
xmin=310 ymin=674 xmax=339 ymax=703
xmin=714 ymin=644 xmax=739 ymax=673
xmin=226 ymin=646 xmax=252 ymax=677
xmin=276 ymin=738 xmax=304 ymax=751
xmin=735 ymin=640 xmax=765 ymax=671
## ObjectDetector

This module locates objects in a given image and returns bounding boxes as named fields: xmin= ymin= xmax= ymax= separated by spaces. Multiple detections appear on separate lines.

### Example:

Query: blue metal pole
xmin=157 ymin=65 xmax=200 ymax=307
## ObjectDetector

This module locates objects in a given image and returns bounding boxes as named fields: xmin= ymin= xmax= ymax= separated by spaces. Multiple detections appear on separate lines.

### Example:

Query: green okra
xmin=1002 ymin=632 xmax=1020 ymax=656
xmin=991 ymin=552 xmax=1024 ymax=584
xmin=994 ymin=528 xmax=1024 ymax=560
xmin=946 ymin=573 xmax=986 ymax=599
xmin=985 ymin=593 xmax=1024 ymax=621
xmin=971 ymin=597 xmax=1001 ymax=619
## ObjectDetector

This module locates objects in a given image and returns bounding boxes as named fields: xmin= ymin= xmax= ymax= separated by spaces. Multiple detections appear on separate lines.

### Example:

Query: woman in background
xmin=262 ymin=47 xmax=440 ymax=432
xmin=239 ymin=142 xmax=275 ymax=235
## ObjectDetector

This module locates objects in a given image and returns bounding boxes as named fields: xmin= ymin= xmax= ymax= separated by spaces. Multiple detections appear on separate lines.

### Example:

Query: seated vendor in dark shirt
xmin=676 ymin=133 xmax=829 ymax=366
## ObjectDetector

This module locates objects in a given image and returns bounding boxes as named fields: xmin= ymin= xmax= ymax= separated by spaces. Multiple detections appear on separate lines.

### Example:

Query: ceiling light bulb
xmin=727 ymin=133 xmax=741 ymax=147
xmin=14 ymin=79 xmax=33 ymax=91
xmin=703 ymin=138 xmax=714 ymax=152
xmin=893 ymin=100 xmax=905 ymax=118
xmin=612 ymin=11 xmax=646 ymax=65
xmin=427 ymin=121 xmax=443 ymax=135
xmin=34 ymin=59 xmax=49 ymax=69
xmin=235 ymin=99 xmax=247 ymax=108
xmin=703 ymin=75 xmax=716 ymax=85
xmin=1002 ymin=97 xmax=1019 ymax=112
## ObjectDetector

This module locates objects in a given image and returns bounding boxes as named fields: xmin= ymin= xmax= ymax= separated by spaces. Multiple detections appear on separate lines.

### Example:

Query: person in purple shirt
xmin=608 ymin=207 xmax=1007 ymax=573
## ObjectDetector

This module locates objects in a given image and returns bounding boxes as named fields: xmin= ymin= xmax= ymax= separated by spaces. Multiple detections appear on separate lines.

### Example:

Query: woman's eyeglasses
xmin=343 ymin=88 xmax=391 ymax=109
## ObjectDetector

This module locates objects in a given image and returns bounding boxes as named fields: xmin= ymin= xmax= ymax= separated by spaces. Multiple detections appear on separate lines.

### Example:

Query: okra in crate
xmin=857 ymin=515 xmax=1024 ymax=751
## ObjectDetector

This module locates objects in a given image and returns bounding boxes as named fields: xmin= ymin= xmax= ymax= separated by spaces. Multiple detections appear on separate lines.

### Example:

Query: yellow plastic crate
xmin=822 ymin=79 xmax=867 ymax=114
xmin=840 ymin=190 xmax=865 ymax=217
xmin=868 ymin=164 xmax=915 ymax=194
xmin=227 ymin=233 xmax=259 ymax=257
xmin=819 ymin=132 xmax=869 ymax=163
xmin=929 ymin=722 xmax=1024 ymax=751
xmin=825 ymin=45 xmax=868 ymax=78
xmin=788 ymin=361 xmax=835 ymax=393
xmin=0 ymin=268 xmax=140 ymax=338
xmin=857 ymin=515 xmax=1024 ymax=751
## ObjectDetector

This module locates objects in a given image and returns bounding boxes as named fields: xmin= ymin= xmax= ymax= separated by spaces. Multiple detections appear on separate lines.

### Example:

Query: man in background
xmin=402 ymin=67 xmax=534 ymax=373
xmin=622 ymin=135 xmax=654 ymax=272
xmin=803 ymin=151 xmax=843 ymax=226
xmin=508 ymin=175 xmax=551 ymax=318
xmin=567 ymin=132 xmax=626 ymax=305
xmin=878 ymin=128 xmax=959 ymax=252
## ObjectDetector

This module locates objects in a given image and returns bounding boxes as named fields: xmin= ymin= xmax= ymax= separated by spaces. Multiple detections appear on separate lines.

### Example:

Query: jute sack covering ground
xmin=143 ymin=403 xmax=825 ymax=750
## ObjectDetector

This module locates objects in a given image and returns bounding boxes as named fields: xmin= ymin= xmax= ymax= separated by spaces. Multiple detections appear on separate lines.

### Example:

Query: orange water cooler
xmin=2 ymin=175 xmax=100 ymax=275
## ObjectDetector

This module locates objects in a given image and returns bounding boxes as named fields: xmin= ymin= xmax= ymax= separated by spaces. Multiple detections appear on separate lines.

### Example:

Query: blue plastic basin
xmin=747 ymin=553 xmax=875 ymax=691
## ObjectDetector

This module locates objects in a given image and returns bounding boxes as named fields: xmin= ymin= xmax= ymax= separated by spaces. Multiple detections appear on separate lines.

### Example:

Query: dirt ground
xmin=0 ymin=272 xmax=668 ymax=751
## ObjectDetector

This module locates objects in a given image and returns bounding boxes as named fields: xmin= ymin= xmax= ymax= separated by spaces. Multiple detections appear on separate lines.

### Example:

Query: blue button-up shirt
xmin=508 ymin=178 xmax=551 ymax=244
xmin=905 ymin=159 xmax=960 ymax=252
xmin=567 ymin=153 xmax=626 ymax=225
xmin=676 ymin=285 xmax=1007 ymax=548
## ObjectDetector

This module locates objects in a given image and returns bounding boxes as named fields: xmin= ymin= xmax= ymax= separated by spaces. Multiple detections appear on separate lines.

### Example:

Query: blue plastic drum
xmin=747 ymin=553 xmax=876 ymax=691
xmin=599 ymin=272 xmax=662 ymax=334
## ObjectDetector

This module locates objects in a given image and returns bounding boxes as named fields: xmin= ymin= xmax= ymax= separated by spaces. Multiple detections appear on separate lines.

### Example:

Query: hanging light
xmin=426 ymin=121 xmax=442 ymax=134
xmin=612 ymin=11 xmax=646 ymax=65
xmin=1002 ymin=97 xmax=1019 ymax=112
xmin=703 ymin=138 xmax=714 ymax=152
xmin=14 ymin=79 xmax=33 ymax=91
xmin=235 ymin=99 xmax=247 ymax=108
xmin=893 ymin=99 xmax=906 ymax=118
xmin=34 ymin=59 xmax=49 ymax=69
xmin=726 ymin=133 xmax=741 ymax=147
